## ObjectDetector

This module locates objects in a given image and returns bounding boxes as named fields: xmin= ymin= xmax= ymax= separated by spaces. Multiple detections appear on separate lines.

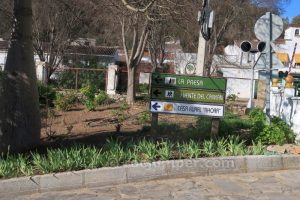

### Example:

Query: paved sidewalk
xmin=4 ymin=170 xmax=300 ymax=200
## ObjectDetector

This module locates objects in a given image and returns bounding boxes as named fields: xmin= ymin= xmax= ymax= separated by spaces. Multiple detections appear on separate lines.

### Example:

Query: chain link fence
xmin=51 ymin=68 xmax=107 ymax=90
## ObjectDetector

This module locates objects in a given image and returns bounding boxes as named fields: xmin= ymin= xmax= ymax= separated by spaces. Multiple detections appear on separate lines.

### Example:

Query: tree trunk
xmin=0 ymin=0 xmax=41 ymax=153
xmin=126 ymin=66 xmax=136 ymax=104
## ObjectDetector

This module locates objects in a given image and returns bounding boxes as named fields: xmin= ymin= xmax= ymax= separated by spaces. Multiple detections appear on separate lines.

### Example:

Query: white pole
xmin=196 ymin=30 xmax=206 ymax=76
xmin=250 ymin=54 xmax=255 ymax=108
xmin=265 ymin=12 xmax=272 ymax=125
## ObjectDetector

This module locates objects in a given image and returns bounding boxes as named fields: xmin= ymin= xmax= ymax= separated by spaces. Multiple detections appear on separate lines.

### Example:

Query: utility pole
xmin=196 ymin=0 xmax=217 ymax=138
xmin=196 ymin=0 xmax=213 ymax=76
xmin=265 ymin=12 xmax=272 ymax=125
xmin=196 ymin=32 xmax=206 ymax=76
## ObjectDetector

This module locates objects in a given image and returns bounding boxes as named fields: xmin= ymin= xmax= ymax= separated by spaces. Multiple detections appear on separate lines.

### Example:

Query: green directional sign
xmin=151 ymin=87 xmax=225 ymax=104
xmin=151 ymin=73 xmax=226 ymax=91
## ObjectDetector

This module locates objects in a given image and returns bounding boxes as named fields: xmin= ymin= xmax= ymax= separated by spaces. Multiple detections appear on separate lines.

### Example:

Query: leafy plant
xmin=135 ymin=138 xmax=157 ymax=162
xmin=0 ymin=136 xmax=275 ymax=179
xmin=271 ymin=116 xmax=295 ymax=143
xmin=44 ymin=108 xmax=57 ymax=139
xmin=249 ymin=108 xmax=295 ymax=145
xmin=80 ymin=81 xmax=97 ymax=100
xmin=202 ymin=140 xmax=216 ymax=157
xmin=219 ymin=112 xmax=252 ymax=137
xmin=95 ymin=90 xmax=111 ymax=105
xmin=84 ymin=99 xmax=96 ymax=111
xmin=157 ymin=140 xmax=174 ymax=161
xmin=103 ymin=139 xmax=126 ymax=166
xmin=111 ymin=100 xmax=130 ymax=131
xmin=38 ymin=82 xmax=57 ymax=107
xmin=136 ymin=111 xmax=151 ymax=125
xmin=216 ymin=138 xmax=228 ymax=156
xmin=80 ymin=82 xmax=113 ymax=110
xmin=178 ymin=140 xmax=201 ymax=159
xmin=227 ymin=135 xmax=246 ymax=156
xmin=53 ymin=69 xmax=106 ymax=90
xmin=54 ymin=92 xmax=78 ymax=111
xmin=0 ymin=154 xmax=33 ymax=178
xmin=249 ymin=140 xmax=265 ymax=155
xmin=137 ymin=84 xmax=149 ymax=93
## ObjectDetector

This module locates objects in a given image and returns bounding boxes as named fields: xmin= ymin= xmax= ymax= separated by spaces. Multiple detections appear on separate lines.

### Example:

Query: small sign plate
xmin=151 ymin=87 xmax=225 ymax=104
xmin=150 ymin=101 xmax=224 ymax=117
xmin=152 ymin=73 xmax=226 ymax=91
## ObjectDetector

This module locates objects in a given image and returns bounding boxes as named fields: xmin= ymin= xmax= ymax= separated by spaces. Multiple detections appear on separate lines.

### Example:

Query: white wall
xmin=226 ymin=78 xmax=253 ymax=98
xmin=0 ymin=50 xmax=45 ymax=80
xmin=220 ymin=68 xmax=258 ymax=99
xmin=0 ymin=50 xmax=7 ymax=70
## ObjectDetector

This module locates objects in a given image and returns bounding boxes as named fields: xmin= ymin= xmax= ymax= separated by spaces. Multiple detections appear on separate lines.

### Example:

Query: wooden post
xmin=75 ymin=69 xmax=79 ymax=90
xmin=151 ymin=113 xmax=158 ymax=134
xmin=211 ymin=118 xmax=220 ymax=140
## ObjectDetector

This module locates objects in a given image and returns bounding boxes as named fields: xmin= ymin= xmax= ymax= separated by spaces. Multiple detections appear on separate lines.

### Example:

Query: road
xmin=4 ymin=170 xmax=300 ymax=200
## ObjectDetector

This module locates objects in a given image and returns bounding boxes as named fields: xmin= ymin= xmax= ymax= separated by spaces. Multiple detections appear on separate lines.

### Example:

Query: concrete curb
xmin=1 ymin=155 xmax=300 ymax=196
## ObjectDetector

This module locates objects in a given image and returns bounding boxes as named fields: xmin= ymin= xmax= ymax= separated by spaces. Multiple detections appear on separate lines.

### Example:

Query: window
xmin=296 ymin=29 xmax=300 ymax=37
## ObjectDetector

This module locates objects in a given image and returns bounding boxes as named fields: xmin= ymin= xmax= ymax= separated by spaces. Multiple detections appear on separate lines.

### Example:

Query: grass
xmin=0 ymin=136 xmax=267 ymax=179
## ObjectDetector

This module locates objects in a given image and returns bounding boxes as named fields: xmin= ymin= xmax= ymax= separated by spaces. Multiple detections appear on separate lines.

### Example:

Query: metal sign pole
xmin=265 ymin=12 xmax=272 ymax=125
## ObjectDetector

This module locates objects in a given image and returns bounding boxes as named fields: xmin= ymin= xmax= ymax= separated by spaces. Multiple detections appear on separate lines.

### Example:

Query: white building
xmin=213 ymin=24 xmax=300 ymax=99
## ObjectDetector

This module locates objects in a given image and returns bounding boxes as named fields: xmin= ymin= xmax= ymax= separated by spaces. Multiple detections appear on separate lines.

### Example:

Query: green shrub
xmin=80 ymin=81 xmax=97 ymax=100
xmin=53 ymin=70 xmax=106 ymax=90
xmin=0 ymin=154 xmax=33 ymax=178
xmin=271 ymin=116 xmax=295 ymax=143
xmin=136 ymin=111 xmax=151 ymax=125
xmin=119 ymin=100 xmax=129 ymax=111
xmin=0 ymin=137 xmax=269 ymax=179
xmin=84 ymin=99 xmax=96 ymax=111
xmin=195 ymin=116 xmax=212 ymax=138
xmin=226 ymin=135 xmax=247 ymax=156
xmin=137 ymin=84 xmax=149 ymax=93
xmin=219 ymin=112 xmax=252 ymax=137
xmin=202 ymin=140 xmax=216 ymax=157
xmin=81 ymin=83 xmax=113 ymax=110
xmin=249 ymin=108 xmax=295 ymax=145
xmin=54 ymin=92 xmax=78 ymax=111
xmin=38 ymin=82 xmax=57 ymax=107
xmin=112 ymin=109 xmax=127 ymax=123
xmin=94 ymin=90 xmax=111 ymax=105
xmin=134 ymin=138 xmax=157 ymax=162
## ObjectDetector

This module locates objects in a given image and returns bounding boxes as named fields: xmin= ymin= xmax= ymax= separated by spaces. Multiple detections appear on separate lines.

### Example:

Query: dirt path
xmin=40 ymin=101 xmax=198 ymax=147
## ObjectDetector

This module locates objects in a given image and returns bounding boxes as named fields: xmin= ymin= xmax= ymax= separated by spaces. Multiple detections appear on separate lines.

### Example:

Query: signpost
xmin=149 ymin=73 xmax=227 ymax=134
xmin=254 ymin=12 xmax=283 ymax=124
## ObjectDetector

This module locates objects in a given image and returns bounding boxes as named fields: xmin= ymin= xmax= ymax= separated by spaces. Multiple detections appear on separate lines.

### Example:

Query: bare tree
xmin=105 ymin=0 xmax=185 ymax=104
xmin=0 ymin=0 xmax=40 ymax=153
xmin=32 ymin=0 xmax=94 ymax=83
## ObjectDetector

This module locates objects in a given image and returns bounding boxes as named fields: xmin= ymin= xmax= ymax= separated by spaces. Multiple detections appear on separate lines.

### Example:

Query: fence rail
xmin=51 ymin=67 xmax=107 ymax=90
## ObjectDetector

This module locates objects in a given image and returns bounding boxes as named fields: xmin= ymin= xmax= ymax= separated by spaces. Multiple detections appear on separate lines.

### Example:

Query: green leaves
xmin=249 ymin=109 xmax=295 ymax=145
xmin=0 ymin=136 xmax=268 ymax=179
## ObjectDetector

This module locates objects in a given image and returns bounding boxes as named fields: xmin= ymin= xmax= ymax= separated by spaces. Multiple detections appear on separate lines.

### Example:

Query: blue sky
xmin=283 ymin=0 xmax=300 ymax=22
